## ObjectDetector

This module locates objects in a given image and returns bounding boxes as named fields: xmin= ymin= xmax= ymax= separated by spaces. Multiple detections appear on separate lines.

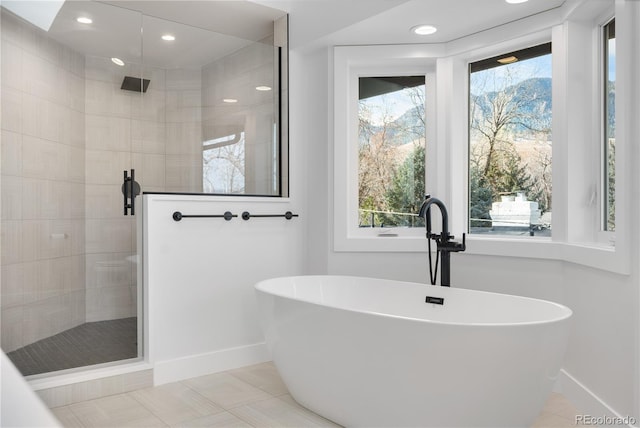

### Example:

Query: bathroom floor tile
xmin=540 ymin=392 xmax=581 ymax=421
xmin=230 ymin=396 xmax=342 ymax=428
xmin=68 ymin=394 xmax=168 ymax=427
xmin=170 ymin=411 xmax=254 ymax=428
xmin=129 ymin=381 xmax=224 ymax=425
xmin=531 ymin=411 xmax=581 ymax=428
xmin=531 ymin=392 xmax=584 ymax=427
xmin=49 ymin=361 xmax=581 ymax=428
xmin=227 ymin=362 xmax=289 ymax=396
xmin=183 ymin=372 xmax=272 ymax=410
xmin=51 ymin=406 xmax=85 ymax=428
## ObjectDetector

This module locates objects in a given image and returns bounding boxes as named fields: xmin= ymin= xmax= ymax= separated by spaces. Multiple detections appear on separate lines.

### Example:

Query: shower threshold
xmin=7 ymin=317 xmax=138 ymax=377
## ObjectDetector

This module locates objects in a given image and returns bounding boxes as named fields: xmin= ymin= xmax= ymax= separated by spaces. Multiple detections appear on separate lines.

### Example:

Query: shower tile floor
xmin=50 ymin=361 xmax=582 ymax=427
xmin=7 ymin=317 xmax=137 ymax=376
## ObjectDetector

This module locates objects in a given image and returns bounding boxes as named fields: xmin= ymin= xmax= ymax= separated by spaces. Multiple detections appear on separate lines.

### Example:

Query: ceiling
xmin=326 ymin=0 xmax=568 ymax=45
xmin=48 ymin=1 xmax=266 ymax=69
xmin=255 ymin=0 xmax=572 ymax=48
xmin=3 ymin=0 xmax=287 ymax=69
xmin=2 ymin=0 xmax=586 ymax=68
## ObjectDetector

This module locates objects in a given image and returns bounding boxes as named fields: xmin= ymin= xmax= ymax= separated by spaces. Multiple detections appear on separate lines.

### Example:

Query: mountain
xmin=360 ymin=76 xmax=614 ymax=147
xmin=471 ymin=77 xmax=552 ymax=134
xmin=359 ymin=104 xmax=425 ymax=147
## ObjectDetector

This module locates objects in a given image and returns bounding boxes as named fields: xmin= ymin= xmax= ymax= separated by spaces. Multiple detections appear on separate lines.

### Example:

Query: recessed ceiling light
xmin=256 ymin=86 xmax=272 ymax=91
xmin=497 ymin=56 xmax=518 ymax=64
xmin=223 ymin=98 xmax=238 ymax=103
xmin=111 ymin=57 xmax=125 ymax=66
xmin=411 ymin=25 xmax=437 ymax=36
xmin=505 ymin=0 xmax=528 ymax=3
xmin=162 ymin=34 xmax=176 ymax=41
xmin=77 ymin=17 xmax=93 ymax=24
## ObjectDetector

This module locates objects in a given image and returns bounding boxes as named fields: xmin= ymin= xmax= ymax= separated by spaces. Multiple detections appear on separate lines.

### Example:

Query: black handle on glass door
xmin=122 ymin=169 xmax=141 ymax=216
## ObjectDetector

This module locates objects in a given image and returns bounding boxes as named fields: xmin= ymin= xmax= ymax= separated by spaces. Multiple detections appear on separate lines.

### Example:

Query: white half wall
xmin=143 ymin=194 xmax=304 ymax=384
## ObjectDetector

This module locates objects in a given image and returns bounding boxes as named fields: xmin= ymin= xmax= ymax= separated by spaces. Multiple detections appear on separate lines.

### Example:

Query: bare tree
xmin=469 ymin=66 xmax=552 ymax=210
xmin=203 ymin=136 xmax=245 ymax=193
xmin=358 ymin=100 xmax=398 ymax=215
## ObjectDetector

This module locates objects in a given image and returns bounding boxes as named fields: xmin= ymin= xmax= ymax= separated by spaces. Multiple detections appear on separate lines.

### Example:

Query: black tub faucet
xmin=418 ymin=195 xmax=466 ymax=287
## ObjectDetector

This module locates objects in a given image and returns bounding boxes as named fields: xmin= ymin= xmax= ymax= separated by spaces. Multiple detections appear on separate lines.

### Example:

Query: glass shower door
xmin=0 ymin=1 xmax=143 ymax=376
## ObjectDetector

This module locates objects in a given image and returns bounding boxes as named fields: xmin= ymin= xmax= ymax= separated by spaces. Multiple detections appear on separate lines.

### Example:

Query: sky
xmin=470 ymin=54 xmax=552 ymax=96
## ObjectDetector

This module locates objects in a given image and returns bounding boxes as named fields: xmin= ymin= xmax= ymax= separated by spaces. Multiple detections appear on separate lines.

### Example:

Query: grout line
xmin=63 ymin=403 xmax=88 ymax=428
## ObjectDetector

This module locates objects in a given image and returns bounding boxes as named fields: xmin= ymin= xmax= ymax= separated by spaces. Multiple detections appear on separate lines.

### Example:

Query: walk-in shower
xmin=1 ymin=0 xmax=287 ymax=377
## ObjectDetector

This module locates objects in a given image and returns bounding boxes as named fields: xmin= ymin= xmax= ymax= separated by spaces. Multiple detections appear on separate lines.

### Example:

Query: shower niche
xmin=0 ymin=0 xmax=288 ymax=377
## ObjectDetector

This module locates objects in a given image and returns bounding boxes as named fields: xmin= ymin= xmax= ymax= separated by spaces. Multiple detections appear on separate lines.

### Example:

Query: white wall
xmin=144 ymin=196 xmax=305 ymax=385
xmin=296 ymin=6 xmax=640 ymax=426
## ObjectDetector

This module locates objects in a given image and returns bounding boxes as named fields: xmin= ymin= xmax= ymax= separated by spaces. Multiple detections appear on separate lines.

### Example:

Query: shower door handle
xmin=122 ymin=169 xmax=141 ymax=216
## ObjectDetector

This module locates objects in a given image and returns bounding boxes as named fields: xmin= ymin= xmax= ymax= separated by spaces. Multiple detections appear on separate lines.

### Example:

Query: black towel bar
xmin=172 ymin=211 xmax=235 ymax=221
xmin=242 ymin=211 xmax=298 ymax=220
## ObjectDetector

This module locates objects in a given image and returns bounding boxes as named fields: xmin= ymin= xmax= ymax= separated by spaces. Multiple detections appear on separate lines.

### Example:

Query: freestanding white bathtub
xmin=255 ymin=275 xmax=572 ymax=428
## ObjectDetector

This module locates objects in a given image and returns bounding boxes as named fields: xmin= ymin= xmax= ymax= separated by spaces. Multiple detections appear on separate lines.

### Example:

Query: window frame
xmin=333 ymin=45 xmax=440 ymax=252
xmin=332 ymin=1 xmax=630 ymax=274
xmin=600 ymin=15 xmax=616 ymax=238
xmin=467 ymin=42 xmax=553 ymax=239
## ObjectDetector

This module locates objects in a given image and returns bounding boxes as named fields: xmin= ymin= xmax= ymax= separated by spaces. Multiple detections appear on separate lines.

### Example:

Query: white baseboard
xmin=153 ymin=343 xmax=270 ymax=385
xmin=558 ymin=369 xmax=638 ymax=428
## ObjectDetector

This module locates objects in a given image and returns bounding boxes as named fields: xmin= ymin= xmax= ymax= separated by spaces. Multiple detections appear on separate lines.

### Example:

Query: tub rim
xmin=255 ymin=274 xmax=573 ymax=328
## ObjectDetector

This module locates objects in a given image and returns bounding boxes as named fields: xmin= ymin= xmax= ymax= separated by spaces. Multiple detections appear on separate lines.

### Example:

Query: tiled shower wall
xmin=83 ymin=56 xmax=142 ymax=322
xmin=83 ymin=62 xmax=203 ymax=322
xmin=0 ymin=9 xmax=207 ymax=348
xmin=1 ymin=11 xmax=86 ymax=352
xmin=164 ymin=69 xmax=203 ymax=193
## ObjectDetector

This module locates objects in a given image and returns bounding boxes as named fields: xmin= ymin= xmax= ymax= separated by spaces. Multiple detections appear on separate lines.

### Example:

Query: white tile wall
xmin=22 ymin=136 xmax=68 ymax=180
xmin=165 ymin=154 xmax=203 ymax=192
xmin=85 ymin=253 xmax=135 ymax=290
xmin=2 ymin=220 xmax=23 ymax=265
xmin=1 ymin=86 xmax=23 ymax=133
xmin=1 ymin=130 xmax=23 ymax=175
xmin=1 ymin=306 xmax=24 ymax=351
xmin=1 ymin=39 xmax=23 ymax=90
xmin=1 ymin=11 xmax=24 ymax=46
xmin=85 ymin=218 xmax=134 ymax=254
xmin=85 ymin=184 xmax=126 ymax=219
xmin=21 ymin=94 xmax=60 ymax=142
xmin=1 ymin=12 xmax=88 ymax=351
xmin=85 ymin=114 xmax=132 ymax=152
xmin=83 ymin=58 xmax=142 ymax=322
xmin=132 ymin=120 xmax=165 ymax=154
xmin=134 ymin=88 xmax=165 ymax=122
xmin=131 ymin=153 xmax=165 ymax=188
xmin=165 ymin=122 xmax=201 ymax=155
xmin=85 ymin=79 xmax=133 ymax=118
xmin=85 ymin=150 xmax=131 ymax=185
xmin=1 ymin=263 xmax=24 ymax=308
xmin=1 ymin=175 xmax=23 ymax=220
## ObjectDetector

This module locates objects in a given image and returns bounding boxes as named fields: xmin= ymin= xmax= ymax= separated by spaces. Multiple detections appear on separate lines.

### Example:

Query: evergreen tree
xmin=384 ymin=144 xmax=425 ymax=227
xmin=469 ymin=165 xmax=493 ymax=228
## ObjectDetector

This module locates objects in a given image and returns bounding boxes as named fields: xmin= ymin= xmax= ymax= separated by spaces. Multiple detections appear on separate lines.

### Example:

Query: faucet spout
xmin=418 ymin=196 xmax=449 ymax=239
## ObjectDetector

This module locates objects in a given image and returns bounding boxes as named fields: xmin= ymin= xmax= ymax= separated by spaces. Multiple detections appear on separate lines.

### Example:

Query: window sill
xmin=334 ymin=234 xmax=629 ymax=275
